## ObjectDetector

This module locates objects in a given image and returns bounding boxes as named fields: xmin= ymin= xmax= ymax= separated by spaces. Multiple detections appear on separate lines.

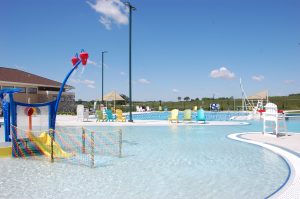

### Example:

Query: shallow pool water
xmin=130 ymin=111 xmax=248 ymax=121
xmin=0 ymin=121 xmax=298 ymax=199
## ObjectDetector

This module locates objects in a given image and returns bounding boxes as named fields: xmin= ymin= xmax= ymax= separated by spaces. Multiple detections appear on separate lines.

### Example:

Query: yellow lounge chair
xmin=168 ymin=109 xmax=179 ymax=123
xmin=193 ymin=106 xmax=197 ymax=111
xmin=116 ymin=109 xmax=126 ymax=122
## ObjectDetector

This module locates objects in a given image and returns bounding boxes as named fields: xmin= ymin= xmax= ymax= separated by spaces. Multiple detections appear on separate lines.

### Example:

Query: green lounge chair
xmin=105 ymin=109 xmax=115 ymax=122
xmin=183 ymin=109 xmax=192 ymax=122
xmin=168 ymin=109 xmax=179 ymax=123
xmin=95 ymin=110 xmax=104 ymax=122
xmin=196 ymin=108 xmax=206 ymax=123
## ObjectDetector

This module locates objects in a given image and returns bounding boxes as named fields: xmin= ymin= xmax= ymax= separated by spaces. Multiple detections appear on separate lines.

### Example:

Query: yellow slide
xmin=27 ymin=132 xmax=73 ymax=158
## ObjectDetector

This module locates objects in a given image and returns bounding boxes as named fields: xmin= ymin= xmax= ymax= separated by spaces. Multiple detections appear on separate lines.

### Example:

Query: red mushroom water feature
xmin=80 ymin=50 xmax=89 ymax=65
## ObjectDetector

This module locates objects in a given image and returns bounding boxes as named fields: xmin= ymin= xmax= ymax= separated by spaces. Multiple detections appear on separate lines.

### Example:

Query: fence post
xmin=50 ymin=129 xmax=54 ymax=163
xmin=90 ymin=131 xmax=95 ymax=168
xmin=118 ymin=129 xmax=122 ymax=158
xmin=82 ymin=127 xmax=86 ymax=154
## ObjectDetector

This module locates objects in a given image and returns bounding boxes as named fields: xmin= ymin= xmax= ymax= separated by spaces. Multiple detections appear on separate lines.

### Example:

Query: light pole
xmin=125 ymin=2 xmax=136 ymax=122
xmin=101 ymin=51 xmax=107 ymax=105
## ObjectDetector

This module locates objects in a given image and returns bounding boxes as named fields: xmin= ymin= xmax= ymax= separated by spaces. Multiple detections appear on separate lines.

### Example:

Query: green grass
xmin=76 ymin=95 xmax=300 ymax=112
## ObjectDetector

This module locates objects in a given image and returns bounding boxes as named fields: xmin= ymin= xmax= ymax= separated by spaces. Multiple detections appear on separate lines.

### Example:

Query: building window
xmin=15 ymin=87 xmax=26 ymax=93
xmin=2 ymin=86 xmax=14 ymax=89
xmin=27 ymin=87 xmax=37 ymax=94
xmin=53 ymin=96 xmax=57 ymax=100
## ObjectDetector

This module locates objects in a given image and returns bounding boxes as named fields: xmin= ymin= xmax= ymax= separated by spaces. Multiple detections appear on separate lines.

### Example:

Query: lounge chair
xmin=105 ymin=109 xmax=115 ymax=122
xmin=158 ymin=106 xmax=162 ymax=111
xmin=196 ymin=108 xmax=206 ymax=123
xmin=193 ymin=106 xmax=197 ymax=111
xmin=95 ymin=110 xmax=104 ymax=122
xmin=146 ymin=106 xmax=151 ymax=112
xmin=183 ymin=109 xmax=192 ymax=122
xmin=136 ymin=106 xmax=143 ymax=112
xmin=136 ymin=106 xmax=140 ymax=112
xmin=168 ymin=109 xmax=179 ymax=123
xmin=116 ymin=109 xmax=126 ymax=122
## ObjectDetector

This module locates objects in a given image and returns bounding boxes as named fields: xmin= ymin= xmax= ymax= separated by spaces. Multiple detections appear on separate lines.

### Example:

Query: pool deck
xmin=241 ymin=133 xmax=300 ymax=156
xmin=55 ymin=115 xmax=249 ymax=126
xmin=229 ymin=132 xmax=300 ymax=199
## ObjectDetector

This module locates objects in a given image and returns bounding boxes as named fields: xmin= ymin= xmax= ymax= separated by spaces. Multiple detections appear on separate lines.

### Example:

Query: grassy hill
xmin=76 ymin=94 xmax=300 ymax=112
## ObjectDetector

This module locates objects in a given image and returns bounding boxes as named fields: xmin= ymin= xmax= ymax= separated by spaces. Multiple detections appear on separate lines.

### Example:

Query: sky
xmin=0 ymin=0 xmax=299 ymax=101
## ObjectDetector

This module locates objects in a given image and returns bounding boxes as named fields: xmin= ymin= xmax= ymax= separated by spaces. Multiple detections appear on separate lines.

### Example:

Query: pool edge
xmin=228 ymin=133 xmax=300 ymax=199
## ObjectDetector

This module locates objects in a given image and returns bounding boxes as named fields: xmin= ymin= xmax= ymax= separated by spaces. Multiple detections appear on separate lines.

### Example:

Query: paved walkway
xmin=55 ymin=115 xmax=249 ymax=126
xmin=241 ymin=133 xmax=300 ymax=156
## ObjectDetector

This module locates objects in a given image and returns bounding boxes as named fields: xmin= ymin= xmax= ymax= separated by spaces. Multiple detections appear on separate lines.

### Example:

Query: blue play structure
xmin=0 ymin=50 xmax=88 ymax=157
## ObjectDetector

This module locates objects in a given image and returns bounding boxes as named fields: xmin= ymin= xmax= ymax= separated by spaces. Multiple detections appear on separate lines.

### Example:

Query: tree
xmin=177 ymin=96 xmax=181 ymax=101
xmin=195 ymin=98 xmax=200 ymax=101
xmin=184 ymin=96 xmax=190 ymax=101
xmin=78 ymin=99 xmax=83 ymax=104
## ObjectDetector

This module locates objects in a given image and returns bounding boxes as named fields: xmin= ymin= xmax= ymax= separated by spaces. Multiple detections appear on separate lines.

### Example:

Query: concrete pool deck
xmin=228 ymin=132 xmax=300 ymax=199
xmin=55 ymin=115 xmax=249 ymax=126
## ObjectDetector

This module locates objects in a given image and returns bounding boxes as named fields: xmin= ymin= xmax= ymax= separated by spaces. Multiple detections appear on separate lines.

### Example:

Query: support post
xmin=90 ymin=131 xmax=95 ymax=168
xmin=125 ymin=2 xmax=136 ymax=122
xmin=82 ymin=127 xmax=86 ymax=154
xmin=50 ymin=129 xmax=54 ymax=163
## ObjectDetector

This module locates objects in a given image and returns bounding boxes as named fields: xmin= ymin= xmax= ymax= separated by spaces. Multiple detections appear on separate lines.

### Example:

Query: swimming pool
xmin=1 ymin=120 xmax=298 ymax=199
xmin=130 ymin=111 xmax=249 ymax=121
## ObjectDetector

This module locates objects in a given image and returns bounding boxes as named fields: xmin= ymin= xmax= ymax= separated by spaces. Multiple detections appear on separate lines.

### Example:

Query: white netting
xmin=11 ymin=126 xmax=123 ymax=168
xmin=16 ymin=105 xmax=49 ymax=134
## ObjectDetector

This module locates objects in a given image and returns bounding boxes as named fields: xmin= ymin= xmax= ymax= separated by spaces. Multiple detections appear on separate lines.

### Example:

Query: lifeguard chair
xmin=263 ymin=103 xmax=287 ymax=137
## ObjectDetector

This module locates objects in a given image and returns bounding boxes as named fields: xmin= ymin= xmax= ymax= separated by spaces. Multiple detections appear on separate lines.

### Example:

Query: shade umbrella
xmin=102 ymin=91 xmax=125 ymax=111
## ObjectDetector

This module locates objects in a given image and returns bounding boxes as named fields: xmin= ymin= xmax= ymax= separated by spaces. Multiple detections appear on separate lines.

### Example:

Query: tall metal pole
xmin=125 ymin=2 xmax=136 ymax=122
xmin=101 ymin=51 xmax=107 ymax=105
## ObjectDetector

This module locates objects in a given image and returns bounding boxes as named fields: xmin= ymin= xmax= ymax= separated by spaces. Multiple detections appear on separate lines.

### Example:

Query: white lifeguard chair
xmin=263 ymin=103 xmax=287 ymax=136
xmin=77 ymin=105 xmax=89 ymax=121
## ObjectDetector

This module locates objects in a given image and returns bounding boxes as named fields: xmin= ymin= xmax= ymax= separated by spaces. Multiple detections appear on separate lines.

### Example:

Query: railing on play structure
xmin=11 ymin=126 xmax=123 ymax=168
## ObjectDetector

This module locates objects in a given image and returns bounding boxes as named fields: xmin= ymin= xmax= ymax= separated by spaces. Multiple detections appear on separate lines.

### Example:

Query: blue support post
xmin=52 ymin=59 xmax=82 ymax=129
xmin=9 ymin=93 xmax=18 ymax=157
xmin=3 ymin=101 xmax=10 ymax=142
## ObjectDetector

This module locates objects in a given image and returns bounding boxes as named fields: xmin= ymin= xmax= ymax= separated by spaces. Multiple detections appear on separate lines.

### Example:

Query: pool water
xmin=131 ymin=111 xmax=248 ymax=121
xmin=0 ymin=121 xmax=299 ymax=199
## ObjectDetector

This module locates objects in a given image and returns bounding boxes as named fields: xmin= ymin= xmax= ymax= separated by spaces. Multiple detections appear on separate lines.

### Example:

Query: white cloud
xmin=87 ymin=84 xmax=96 ymax=88
xmin=138 ymin=78 xmax=150 ymax=84
xmin=172 ymin=89 xmax=179 ymax=93
xmin=87 ymin=59 xmax=98 ymax=66
xmin=284 ymin=80 xmax=295 ymax=84
xmin=210 ymin=67 xmax=235 ymax=79
xmin=83 ymin=79 xmax=95 ymax=84
xmin=70 ymin=78 xmax=96 ymax=88
xmin=252 ymin=75 xmax=264 ymax=81
xmin=87 ymin=0 xmax=128 ymax=30
xmin=120 ymin=71 xmax=126 ymax=76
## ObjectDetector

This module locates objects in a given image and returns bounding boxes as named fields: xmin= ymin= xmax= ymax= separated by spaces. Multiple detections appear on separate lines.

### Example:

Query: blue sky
xmin=1 ymin=0 xmax=299 ymax=101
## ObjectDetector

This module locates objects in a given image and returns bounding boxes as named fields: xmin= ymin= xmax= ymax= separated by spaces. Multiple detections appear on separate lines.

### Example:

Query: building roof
xmin=0 ymin=67 xmax=73 ymax=89
xmin=248 ymin=90 xmax=268 ymax=100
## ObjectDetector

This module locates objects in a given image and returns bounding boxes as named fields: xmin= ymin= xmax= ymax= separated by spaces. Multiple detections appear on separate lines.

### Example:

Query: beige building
xmin=0 ymin=67 xmax=75 ymax=112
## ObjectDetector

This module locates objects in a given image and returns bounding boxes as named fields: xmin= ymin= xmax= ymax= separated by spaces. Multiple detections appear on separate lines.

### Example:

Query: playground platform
xmin=0 ymin=142 xmax=11 ymax=157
